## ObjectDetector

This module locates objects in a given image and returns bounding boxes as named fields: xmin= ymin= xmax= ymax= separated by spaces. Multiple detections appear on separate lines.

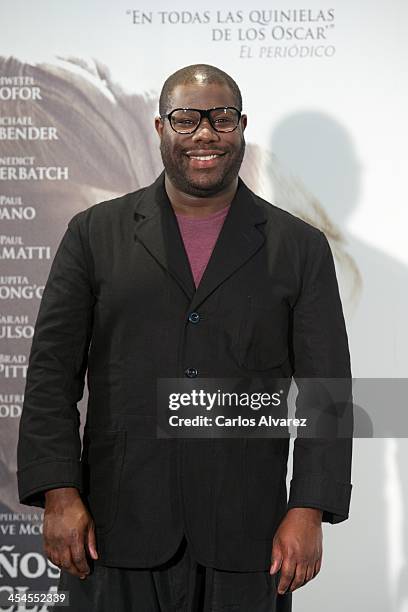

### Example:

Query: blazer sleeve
xmin=17 ymin=213 xmax=95 ymax=508
xmin=287 ymin=229 xmax=353 ymax=524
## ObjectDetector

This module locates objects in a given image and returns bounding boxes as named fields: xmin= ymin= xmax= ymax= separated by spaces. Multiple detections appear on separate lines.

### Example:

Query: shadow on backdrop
xmin=265 ymin=111 xmax=408 ymax=612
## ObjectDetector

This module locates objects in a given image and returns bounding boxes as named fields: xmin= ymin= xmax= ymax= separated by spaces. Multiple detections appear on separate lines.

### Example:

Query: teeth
xmin=190 ymin=154 xmax=219 ymax=160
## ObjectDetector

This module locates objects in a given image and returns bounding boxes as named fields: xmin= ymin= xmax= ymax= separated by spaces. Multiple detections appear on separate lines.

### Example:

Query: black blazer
xmin=17 ymin=172 xmax=353 ymax=571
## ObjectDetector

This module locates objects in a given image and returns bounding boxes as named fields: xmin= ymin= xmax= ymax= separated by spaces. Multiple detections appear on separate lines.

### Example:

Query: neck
xmin=164 ymin=174 xmax=238 ymax=218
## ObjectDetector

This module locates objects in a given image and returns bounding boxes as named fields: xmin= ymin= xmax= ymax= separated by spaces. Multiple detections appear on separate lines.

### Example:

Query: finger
xmin=70 ymin=531 xmax=90 ymax=577
xmin=48 ymin=552 xmax=61 ymax=568
xmin=86 ymin=522 xmax=99 ymax=560
xmin=305 ymin=563 xmax=315 ymax=583
xmin=289 ymin=563 xmax=308 ymax=592
xmin=270 ymin=547 xmax=283 ymax=575
xmin=44 ymin=540 xmax=62 ymax=569
xmin=270 ymin=558 xmax=283 ymax=576
xmin=314 ymin=557 xmax=322 ymax=577
xmin=277 ymin=558 xmax=296 ymax=595
xmin=58 ymin=548 xmax=77 ymax=575
xmin=48 ymin=533 xmax=85 ymax=578
xmin=43 ymin=543 xmax=53 ymax=563
xmin=54 ymin=539 xmax=86 ymax=577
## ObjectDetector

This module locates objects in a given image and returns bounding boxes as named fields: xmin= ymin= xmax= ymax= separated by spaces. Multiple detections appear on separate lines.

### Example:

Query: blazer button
xmin=184 ymin=367 xmax=198 ymax=378
xmin=188 ymin=312 xmax=200 ymax=324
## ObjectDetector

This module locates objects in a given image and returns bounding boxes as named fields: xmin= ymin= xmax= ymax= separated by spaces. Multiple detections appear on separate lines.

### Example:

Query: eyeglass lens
xmin=170 ymin=108 xmax=239 ymax=133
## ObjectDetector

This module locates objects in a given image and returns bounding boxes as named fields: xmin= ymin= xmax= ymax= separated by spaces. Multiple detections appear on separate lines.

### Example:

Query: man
xmin=17 ymin=64 xmax=353 ymax=611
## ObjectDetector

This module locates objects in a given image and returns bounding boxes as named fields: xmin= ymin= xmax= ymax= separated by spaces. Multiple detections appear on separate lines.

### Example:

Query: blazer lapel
xmin=133 ymin=172 xmax=268 ymax=308
xmin=189 ymin=178 xmax=267 ymax=311
xmin=133 ymin=172 xmax=196 ymax=300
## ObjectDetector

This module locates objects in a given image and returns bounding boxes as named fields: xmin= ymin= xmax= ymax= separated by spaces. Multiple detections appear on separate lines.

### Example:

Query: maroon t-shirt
xmin=175 ymin=204 xmax=230 ymax=288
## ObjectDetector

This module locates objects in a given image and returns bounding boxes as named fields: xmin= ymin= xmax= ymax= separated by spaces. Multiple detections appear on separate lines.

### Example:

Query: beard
xmin=159 ymin=134 xmax=246 ymax=197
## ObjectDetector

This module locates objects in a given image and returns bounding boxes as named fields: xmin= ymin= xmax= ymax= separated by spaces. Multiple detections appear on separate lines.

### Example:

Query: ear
xmin=241 ymin=114 xmax=248 ymax=132
xmin=155 ymin=116 xmax=164 ymax=139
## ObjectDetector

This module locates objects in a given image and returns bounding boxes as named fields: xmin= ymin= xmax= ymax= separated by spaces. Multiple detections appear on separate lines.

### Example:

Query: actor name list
xmin=0 ymin=71 xmax=64 ymax=429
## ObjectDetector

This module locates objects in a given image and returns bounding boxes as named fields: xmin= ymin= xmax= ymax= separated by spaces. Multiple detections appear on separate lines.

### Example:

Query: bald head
xmin=159 ymin=64 xmax=242 ymax=116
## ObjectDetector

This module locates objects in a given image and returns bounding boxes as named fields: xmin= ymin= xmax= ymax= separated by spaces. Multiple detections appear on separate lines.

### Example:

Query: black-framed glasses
xmin=161 ymin=106 xmax=242 ymax=134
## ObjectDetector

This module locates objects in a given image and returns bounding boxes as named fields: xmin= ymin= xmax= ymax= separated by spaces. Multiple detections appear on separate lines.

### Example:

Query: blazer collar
xmin=133 ymin=171 xmax=267 ymax=309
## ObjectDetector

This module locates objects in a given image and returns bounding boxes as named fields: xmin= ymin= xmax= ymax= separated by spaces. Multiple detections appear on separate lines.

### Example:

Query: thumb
xmin=86 ymin=522 xmax=99 ymax=560
xmin=270 ymin=543 xmax=283 ymax=575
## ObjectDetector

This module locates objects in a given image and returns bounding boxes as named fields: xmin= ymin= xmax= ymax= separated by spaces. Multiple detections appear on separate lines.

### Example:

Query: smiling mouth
xmin=189 ymin=154 xmax=221 ymax=161
xmin=186 ymin=151 xmax=226 ymax=160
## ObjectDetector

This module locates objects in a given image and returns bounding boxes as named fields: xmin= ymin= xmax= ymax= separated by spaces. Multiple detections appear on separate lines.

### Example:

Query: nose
xmin=191 ymin=118 xmax=219 ymax=142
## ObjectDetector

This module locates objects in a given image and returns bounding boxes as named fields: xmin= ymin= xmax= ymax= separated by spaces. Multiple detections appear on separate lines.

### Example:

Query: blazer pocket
xmin=81 ymin=429 xmax=125 ymax=535
xmin=243 ymin=439 xmax=287 ymax=540
xmin=237 ymin=297 xmax=289 ymax=371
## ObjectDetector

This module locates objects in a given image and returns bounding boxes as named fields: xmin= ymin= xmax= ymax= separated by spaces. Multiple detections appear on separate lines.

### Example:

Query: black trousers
xmin=55 ymin=537 xmax=292 ymax=611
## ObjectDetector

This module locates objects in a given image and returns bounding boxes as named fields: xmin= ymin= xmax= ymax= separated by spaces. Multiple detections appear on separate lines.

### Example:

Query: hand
xmin=270 ymin=507 xmax=323 ymax=595
xmin=43 ymin=487 xmax=98 ymax=579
